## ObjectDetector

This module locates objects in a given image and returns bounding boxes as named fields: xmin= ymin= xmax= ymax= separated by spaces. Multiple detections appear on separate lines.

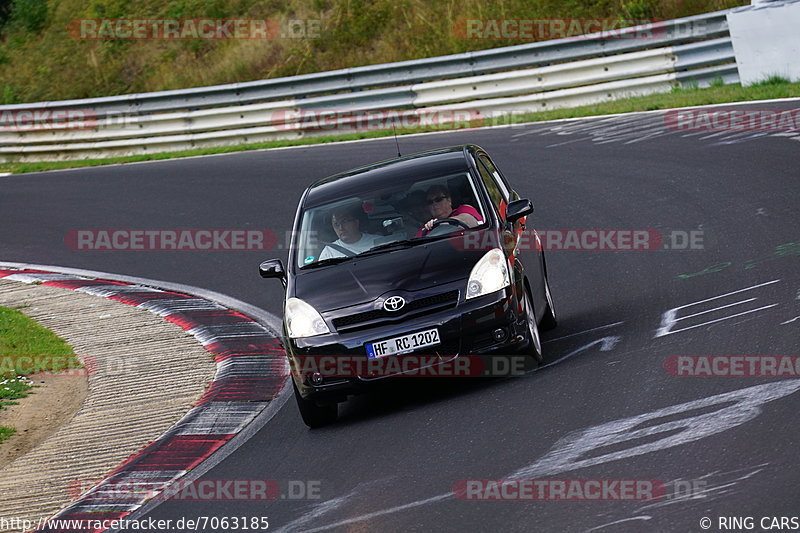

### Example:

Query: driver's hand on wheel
xmin=424 ymin=218 xmax=437 ymax=231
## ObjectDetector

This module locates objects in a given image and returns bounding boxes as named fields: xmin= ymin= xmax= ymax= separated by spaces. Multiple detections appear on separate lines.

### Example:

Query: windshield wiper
xmin=360 ymin=237 xmax=437 ymax=255
xmin=300 ymin=255 xmax=354 ymax=269
xmin=301 ymin=237 xmax=438 ymax=267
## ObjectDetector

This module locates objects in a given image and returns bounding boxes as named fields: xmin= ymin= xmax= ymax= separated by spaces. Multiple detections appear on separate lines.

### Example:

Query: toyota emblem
xmin=383 ymin=296 xmax=406 ymax=312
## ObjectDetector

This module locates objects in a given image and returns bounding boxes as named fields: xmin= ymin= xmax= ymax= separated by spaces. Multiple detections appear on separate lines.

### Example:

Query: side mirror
xmin=259 ymin=259 xmax=287 ymax=288
xmin=506 ymin=198 xmax=533 ymax=223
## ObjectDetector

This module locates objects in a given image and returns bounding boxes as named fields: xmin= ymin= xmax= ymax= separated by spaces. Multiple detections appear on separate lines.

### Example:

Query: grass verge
xmin=0 ymin=426 xmax=14 ymax=444
xmin=0 ymin=305 xmax=81 ymax=440
xmin=2 ymin=79 xmax=799 ymax=175
xmin=0 ymin=0 xmax=748 ymax=104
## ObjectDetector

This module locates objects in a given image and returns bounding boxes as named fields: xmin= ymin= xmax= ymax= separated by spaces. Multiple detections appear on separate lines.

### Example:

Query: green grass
xmin=2 ymin=79 xmax=798 ymax=174
xmin=750 ymin=75 xmax=795 ymax=87
xmin=0 ymin=425 xmax=15 ymax=443
xmin=0 ymin=306 xmax=81 ymax=410
xmin=0 ymin=0 xmax=749 ymax=104
xmin=0 ymin=304 xmax=81 ymax=444
xmin=0 ymin=375 xmax=34 ymax=398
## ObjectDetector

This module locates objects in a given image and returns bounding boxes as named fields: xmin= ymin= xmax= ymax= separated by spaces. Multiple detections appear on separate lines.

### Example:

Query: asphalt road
xmin=1 ymin=101 xmax=799 ymax=532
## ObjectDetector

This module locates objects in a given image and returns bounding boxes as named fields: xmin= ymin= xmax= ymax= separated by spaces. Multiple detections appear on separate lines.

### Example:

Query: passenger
xmin=319 ymin=204 xmax=381 ymax=259
xmin=415 ymin=185 xmax=483 ymax=238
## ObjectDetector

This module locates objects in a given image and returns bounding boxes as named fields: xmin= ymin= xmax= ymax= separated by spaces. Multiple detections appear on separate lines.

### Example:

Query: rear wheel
xmin=539 ymin=274 xmax=557 ymax=331
xmin=292 ymin=379 xmax=338 ymax=428
xmin=522 ymin=289 xmax=543 ymax=363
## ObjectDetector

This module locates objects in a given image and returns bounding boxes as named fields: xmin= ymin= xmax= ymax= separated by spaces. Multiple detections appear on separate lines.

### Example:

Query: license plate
xmin=366 ymin=328 xmax=441 ymax=358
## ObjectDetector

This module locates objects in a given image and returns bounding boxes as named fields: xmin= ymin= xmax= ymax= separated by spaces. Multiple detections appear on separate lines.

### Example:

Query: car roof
xmin=302 ymin=145 xmax=478 ymax=208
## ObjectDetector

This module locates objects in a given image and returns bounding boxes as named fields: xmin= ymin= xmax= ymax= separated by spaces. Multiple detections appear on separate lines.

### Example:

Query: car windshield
xmin=296 ymin=171 xmax=486 ymax=268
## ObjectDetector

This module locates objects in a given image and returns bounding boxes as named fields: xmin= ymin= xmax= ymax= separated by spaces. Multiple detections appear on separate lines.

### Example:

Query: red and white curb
xmin=0 ymin=265 xmax=288 ymax=533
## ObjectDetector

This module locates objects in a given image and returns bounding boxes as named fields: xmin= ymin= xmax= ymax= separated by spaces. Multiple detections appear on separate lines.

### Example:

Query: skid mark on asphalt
xmin=509 ymin=107 xmax=800 ymax=147
xmin=586 ymin=463 xmax=769 ymax=533
xmin=537 ymin=335 xmax=620 ymax=370
xmin=585 ymin=516 xmax=652 ymax=532
xmin=275 ymin=492 xmax=450 ymax=533
xmin=586 ymin=464 xmax=771 ymax=532
xmin=635 ymin=463 xmax=769 ymax=512
xmin=543 ymin=321 xmax=624 ymax=344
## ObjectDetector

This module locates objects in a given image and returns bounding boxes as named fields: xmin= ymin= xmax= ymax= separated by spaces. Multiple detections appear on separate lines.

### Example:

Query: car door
xmin=474 ymin=149 xmax=546 ymax=318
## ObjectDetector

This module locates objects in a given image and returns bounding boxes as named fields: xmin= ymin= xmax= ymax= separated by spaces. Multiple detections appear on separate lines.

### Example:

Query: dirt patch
xmin=0 ymin=371 xmax=88 ymax=469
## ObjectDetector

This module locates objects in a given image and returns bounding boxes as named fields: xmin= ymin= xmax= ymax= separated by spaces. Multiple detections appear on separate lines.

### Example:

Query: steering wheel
xmin=431 ymin=217 xmax=471 ymax=231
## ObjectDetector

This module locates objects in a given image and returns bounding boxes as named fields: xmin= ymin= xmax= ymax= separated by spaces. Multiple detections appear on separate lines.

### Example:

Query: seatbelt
xmin=325 ymin=242 xmax=356 ymax=257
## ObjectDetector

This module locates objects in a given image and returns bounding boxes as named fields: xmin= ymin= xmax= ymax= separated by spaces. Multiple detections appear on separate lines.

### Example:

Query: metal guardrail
xmin=0 ymin=9 xmax=739 ymax=162
xmin=1 ymin=39 xmax=735 ymax=147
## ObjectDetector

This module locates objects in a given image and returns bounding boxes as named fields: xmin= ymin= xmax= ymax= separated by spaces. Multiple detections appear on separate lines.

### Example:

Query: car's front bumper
xmin=287 ymin=284 xmax=530 ymax=401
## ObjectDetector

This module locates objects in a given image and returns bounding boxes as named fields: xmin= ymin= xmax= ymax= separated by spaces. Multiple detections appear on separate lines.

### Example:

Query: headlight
xmin=466 ymin=248 xmax=510 ymax=300
xmin=285 ymin=297 xmax=330 ymax=338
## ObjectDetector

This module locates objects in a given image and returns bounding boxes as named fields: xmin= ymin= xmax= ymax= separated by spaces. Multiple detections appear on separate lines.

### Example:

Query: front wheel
xmin=292 ymin=379 xmax=338 ymax=428
xmin=521 ymin=289 xmax=544 ymax=363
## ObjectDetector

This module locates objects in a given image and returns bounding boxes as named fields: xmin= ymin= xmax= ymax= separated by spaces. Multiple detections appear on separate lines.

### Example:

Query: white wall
xmin=727 ymin=0 xmax=800 ymax=85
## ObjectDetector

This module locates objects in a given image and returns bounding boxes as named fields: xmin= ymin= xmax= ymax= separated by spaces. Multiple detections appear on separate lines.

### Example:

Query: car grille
xmin=332 ymin=290 xmax=459 ymax=331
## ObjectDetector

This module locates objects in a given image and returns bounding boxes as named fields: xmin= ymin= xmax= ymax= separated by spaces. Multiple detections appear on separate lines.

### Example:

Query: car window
xmin=478 ymin=153 xmax=511 ymax=202
xmin=475 ymin=158 xmax=507 ymax=218
xmin=295 ymin=172 xmax=485 ymax=268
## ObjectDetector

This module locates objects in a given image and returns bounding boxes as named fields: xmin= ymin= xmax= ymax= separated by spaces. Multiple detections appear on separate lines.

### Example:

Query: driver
xmin=319 ymin=204 xmax=380 ymax=260
xmin=415 ymin=184 xmax=483 ymax=238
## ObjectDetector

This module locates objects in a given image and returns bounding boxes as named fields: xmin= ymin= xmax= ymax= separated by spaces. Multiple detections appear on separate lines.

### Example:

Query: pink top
xmin=415 ymin=205 xmax=484 ymax=238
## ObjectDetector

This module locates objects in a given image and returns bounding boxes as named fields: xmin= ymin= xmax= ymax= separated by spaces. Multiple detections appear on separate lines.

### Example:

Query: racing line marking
xmin=585 ymin=516 xmax=652 ymax=532
xmin=654 ymin=280 xmax=780 ymax=338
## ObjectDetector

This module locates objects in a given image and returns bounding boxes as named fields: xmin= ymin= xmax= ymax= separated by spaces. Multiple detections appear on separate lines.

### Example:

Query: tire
xmin=539 ymin=274 xmax=558 ymax=331
xmin=521 ymin=289 xmax=544 ymax=363
xmin=292 ymin=379 xmax=338 ymax=428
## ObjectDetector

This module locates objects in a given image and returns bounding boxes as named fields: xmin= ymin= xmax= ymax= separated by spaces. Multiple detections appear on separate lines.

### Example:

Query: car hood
xmin=293 ymin=236 xmax=490 ymax=312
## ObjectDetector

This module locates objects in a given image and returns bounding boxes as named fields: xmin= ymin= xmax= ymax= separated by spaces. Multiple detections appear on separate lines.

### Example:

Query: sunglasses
xmin=427 ymin=195 xmax=448 ymax=205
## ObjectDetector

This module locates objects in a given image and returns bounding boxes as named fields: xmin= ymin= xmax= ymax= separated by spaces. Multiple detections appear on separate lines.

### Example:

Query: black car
xmin=260 ymin=145 xmax=557 ymax=427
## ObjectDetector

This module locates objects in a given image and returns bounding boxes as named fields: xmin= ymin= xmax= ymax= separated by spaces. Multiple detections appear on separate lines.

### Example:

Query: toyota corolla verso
xmin=260 ymin=145 xmax=557 ymax=427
